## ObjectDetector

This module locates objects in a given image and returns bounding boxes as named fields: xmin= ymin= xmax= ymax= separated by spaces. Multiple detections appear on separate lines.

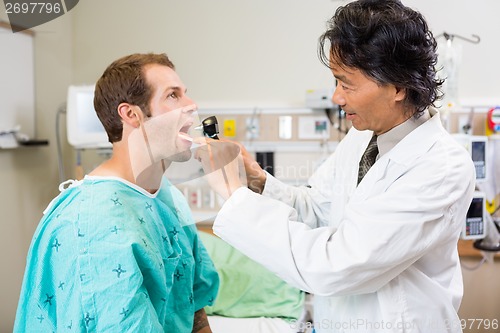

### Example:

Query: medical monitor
xmin=470 ymin=137 xmax=487 ymax=182
xmin=66 ymin=85 xmax=111 ymax=149
xmin=452 ymin=134 xmax=488 ymax=183
xmin=461 ymin=192 xmax=486 ymax=240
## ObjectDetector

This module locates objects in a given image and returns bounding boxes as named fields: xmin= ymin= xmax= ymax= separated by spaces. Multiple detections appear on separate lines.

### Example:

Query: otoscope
xmin=200 ymin=116 xmax=220 ymax=139
xmin=198 ymin=116 xmax=233 ymax=196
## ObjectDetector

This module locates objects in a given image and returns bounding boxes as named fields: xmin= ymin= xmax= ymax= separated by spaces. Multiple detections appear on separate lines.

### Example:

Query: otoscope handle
xmin=201 ymin=115 xmax=234 ymax=196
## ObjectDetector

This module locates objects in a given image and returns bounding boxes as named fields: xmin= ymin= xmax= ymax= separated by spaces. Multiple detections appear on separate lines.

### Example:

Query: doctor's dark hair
xmin=318 ymin=0 xmax=443 ymax=115
xmin=93 ymin=53 xmax=175 ymax=143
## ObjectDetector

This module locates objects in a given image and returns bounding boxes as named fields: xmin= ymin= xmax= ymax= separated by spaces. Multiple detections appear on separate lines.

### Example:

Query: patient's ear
xmin=118 ymin=103 xmax=140 ymax=128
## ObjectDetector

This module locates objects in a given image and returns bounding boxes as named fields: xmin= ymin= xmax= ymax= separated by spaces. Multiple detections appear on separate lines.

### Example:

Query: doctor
xmin=198 ymin=0 xmax=476 ymax=332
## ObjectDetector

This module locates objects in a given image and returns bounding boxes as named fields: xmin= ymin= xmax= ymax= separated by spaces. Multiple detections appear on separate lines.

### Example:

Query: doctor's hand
xmin=194 ymin=139 xmax=246 ymax=200
xmin=208 ymin=138 xmax=267 ymax=194
xmin=234 ymin=140 xmax=267 ymax=194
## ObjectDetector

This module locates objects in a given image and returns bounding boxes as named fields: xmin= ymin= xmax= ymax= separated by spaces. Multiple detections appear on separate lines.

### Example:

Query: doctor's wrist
xmin=247 ymin=171 xmax=267 ymax=194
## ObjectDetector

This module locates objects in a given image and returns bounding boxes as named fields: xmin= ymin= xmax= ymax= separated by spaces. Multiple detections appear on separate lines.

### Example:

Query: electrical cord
xmin=460 ymin=256 xmax=487 ymax=271
xmin=324 ymin=106 xmax=348 ymax=141
xmin=324 ymin=108 xmax=334 ymax=126
xmin=246 ymin=107 xmax=260 ymax=145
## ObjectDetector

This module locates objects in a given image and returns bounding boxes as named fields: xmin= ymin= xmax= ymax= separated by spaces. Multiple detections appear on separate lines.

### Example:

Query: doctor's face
xmin=329 ymin=56 xmax=407 ymax=136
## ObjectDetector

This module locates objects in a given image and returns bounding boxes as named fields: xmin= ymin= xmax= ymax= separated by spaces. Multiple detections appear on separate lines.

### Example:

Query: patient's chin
xmin=168 ymin=149 xmax=192 ymax=163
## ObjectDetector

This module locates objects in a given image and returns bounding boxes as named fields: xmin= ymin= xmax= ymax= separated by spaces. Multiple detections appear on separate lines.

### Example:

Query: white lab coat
xmin=213 ymin=109 xmax=476 ymax=333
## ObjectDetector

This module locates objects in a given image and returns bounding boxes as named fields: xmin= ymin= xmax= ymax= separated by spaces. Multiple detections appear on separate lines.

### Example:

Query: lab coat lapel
xmin=353 ymin=109 xmax=445 ymax=199
xmin=383 ymin=108 xmax=445 ymax=166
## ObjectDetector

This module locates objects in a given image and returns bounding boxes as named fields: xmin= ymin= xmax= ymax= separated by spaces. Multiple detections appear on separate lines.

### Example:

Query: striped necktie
xmin=357 ymin=134 xmax=378 ymax=185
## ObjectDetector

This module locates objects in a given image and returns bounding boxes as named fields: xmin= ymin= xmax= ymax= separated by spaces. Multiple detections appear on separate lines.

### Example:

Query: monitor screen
xmin=463 ymin=194 xmax=485 ymax=239
xmin=452 ymin=134 xmax=488 ymax=183
xmin=66 ymin=85 xmax=111 ymax=149
xmin=471 ymin=140 xmax=486 ymax=180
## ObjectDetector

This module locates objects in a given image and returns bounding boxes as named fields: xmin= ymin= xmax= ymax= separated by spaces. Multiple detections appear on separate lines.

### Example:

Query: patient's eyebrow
xmin=162 ymin=86 xmax=186 ymax=96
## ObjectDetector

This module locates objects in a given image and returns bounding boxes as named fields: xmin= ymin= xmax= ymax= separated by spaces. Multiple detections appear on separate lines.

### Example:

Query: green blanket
xmin=200 ymin=232 xmax=304 ymax=319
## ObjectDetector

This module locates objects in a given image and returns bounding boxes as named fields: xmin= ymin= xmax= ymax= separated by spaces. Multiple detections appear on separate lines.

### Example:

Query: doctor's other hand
xmin=197 ymin=138 xmax=267 ymax=194
xmin=194 ymin=139 xmax=246 ymax=200
xmin=235 ymin=140 xmax=267 ymax=194
xmin=213 ymin=138 xmax=267 ymax=194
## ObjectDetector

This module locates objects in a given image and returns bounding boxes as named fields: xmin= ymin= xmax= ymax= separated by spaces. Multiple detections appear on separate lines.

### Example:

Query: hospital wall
xmin=1 ymin=0 xmax=500 ymax=331
xmin=0 ymin=8 xmax=74 ymax=333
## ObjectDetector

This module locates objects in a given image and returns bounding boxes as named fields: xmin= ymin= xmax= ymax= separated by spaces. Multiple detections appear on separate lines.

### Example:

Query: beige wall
xmin=70 ymin=0 xmax=335 ymax=107
xmin=461 ymin=258 xmax=500 ymax=326
xmin=70 ymin=0 xmax=500 ymax=107
xmin=0 ymin=9 xmax=73 ymax=332
xmin=2 ymin=1 xmax=500 ymax=332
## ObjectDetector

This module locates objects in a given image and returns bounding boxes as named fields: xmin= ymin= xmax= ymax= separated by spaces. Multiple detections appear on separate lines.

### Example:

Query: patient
xmin=14 ymin=53 xmax=219 ymax=332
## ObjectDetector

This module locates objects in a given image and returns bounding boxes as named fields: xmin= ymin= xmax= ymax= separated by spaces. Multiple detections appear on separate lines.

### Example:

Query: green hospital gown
xmin=14 ymin=176 xmax=219 ymax=332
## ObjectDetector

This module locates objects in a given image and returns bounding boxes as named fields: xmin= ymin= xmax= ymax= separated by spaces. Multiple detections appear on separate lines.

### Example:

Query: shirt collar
xmin=377 ymin=108 xmax=431 ymax=157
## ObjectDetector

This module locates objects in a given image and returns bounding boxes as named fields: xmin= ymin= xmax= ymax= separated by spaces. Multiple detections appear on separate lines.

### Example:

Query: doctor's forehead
xmin=329 ymin=55 xmax=356 ymax=74
xmin=330 ymin=63 xmax=360 ymax=85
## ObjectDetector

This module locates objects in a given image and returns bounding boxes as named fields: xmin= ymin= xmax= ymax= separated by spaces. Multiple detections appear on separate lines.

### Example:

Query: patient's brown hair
xmin=94 ymin=53 xmax=174 ymax=143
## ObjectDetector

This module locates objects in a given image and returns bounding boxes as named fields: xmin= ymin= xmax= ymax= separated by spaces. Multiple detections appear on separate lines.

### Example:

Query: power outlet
xmin=458 ymin=115 xmax=471 ymax=134
xmin=246 ymin=117 xmax=259 ymax=140
xmin=279 ymin=116 xmax=293 ymax=139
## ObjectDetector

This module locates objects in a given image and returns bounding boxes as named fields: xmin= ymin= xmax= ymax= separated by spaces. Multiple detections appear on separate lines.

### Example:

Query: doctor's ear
xmin=394 ymin=86 xmax=407 ymax=102
xmin=118 ymin=103 xmax=141 ymax=127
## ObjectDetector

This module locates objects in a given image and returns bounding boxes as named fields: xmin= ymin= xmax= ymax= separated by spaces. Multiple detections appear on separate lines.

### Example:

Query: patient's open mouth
xmin=178 ymin=132 xmax=193 ymax=142
xmin=178 ymin=123 xmax=194 ymax=142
